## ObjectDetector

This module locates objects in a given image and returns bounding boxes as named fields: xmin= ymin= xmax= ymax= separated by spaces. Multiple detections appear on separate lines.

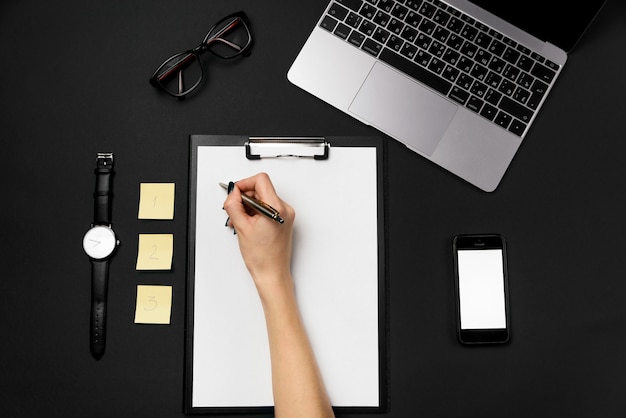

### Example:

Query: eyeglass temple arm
xmin=156 ymin=52 xmax=196 ymax=83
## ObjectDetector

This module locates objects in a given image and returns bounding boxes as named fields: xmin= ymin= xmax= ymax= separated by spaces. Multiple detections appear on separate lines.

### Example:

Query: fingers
xmin=223 ymin=172 xmax=295 ymax=227
xmin=223 ymin=183 xmax=248 ymax=228
xmin=235 ymin=172 xmax=279 ymax=203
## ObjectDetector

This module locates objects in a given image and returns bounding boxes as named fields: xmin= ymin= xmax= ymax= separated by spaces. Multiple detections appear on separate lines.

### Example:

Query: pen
xmin=219 ymin=182 xmax=285 ymax=224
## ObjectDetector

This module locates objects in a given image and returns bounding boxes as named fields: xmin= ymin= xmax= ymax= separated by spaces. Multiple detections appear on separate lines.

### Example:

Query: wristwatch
xmin=82 ymin=152 xmax=119 ymax=360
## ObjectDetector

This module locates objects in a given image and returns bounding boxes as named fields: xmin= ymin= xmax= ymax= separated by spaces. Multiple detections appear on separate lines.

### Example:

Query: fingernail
xmin=225 ymin=217 xmax=230 ymax=227
xmin=227 ymin=181 xmax=235 ymax=194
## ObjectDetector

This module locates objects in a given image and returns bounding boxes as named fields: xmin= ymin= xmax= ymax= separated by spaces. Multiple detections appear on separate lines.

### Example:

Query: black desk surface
xmin=1 ymin=1 xmax=625 ymax=417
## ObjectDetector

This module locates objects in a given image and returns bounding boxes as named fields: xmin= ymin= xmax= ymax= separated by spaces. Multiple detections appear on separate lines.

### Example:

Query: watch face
xmin=83 ymin=225 xmax=117 ymax=259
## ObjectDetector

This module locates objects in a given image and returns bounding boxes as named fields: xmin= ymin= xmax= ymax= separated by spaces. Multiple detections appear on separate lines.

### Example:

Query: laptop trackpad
xmin=349 ymin=62 xmax=457 ymax=156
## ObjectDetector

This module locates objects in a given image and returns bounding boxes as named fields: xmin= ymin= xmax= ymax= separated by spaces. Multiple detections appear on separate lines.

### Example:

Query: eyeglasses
xmin=150 ymin=11 xmax=253 ymax=99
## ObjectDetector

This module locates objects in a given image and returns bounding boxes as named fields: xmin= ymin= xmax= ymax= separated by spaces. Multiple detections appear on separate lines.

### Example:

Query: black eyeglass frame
xmin=150 ymin=11 xmax=253 ymax=98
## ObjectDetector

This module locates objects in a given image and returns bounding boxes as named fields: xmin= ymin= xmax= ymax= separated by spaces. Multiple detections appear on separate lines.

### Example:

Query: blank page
xmin=190 ymin=142 xmax=381 ymax=408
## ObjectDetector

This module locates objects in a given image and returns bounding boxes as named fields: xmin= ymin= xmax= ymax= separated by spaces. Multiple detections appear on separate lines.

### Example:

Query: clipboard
xmin=185 ymin=135 xmax=388 ymax=414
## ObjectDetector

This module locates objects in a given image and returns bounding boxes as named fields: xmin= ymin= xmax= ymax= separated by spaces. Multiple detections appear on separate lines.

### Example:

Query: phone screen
xmin=454 ymin=234 xmax=509 ymax=344
xmin=457 ymin=248 xmax=506 ymax=330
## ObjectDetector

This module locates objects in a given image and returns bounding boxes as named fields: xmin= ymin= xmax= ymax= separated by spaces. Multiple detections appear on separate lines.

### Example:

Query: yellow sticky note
xmin=134 ymin=285 xmax=172 ymax=324
xmin=138 ymin=183 xmax=175 ymax=220
xmin=136 ymin=234 xmax=173 ymax=270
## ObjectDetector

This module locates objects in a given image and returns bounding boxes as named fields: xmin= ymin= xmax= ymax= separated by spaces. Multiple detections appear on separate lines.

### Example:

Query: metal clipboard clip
xmin=245 ymin=137 xmax=330 ymax=160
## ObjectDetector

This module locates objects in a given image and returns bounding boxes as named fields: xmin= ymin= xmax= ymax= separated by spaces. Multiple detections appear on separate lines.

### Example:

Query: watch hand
xmin=89 ymin=239 xmax=101 ymax=247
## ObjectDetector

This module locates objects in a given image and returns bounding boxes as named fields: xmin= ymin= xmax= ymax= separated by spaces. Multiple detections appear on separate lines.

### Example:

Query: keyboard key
xmin=449 ymin=86 xmax=469 ymax=105
xmin=456 ymin=73 xmax=473 ymax=90
xmin=513 ymin=87 xmax=530 ymax=105
xmin=470 ymin=63 xmax=488 ymax=81
xmin=517 ymin=55 xmax=534 ymax=72
xmin=545 ymin=59 xmax=560 ymax=71
xmin=388 ymin=18 xmax=404 ymax=35
xmin=328 ymin=3 xmax=350 ymax=21
xmin=362 ymin=38 xmax=383 ymax=56
xmin=442 ymin=49 xmax=460 ymax=65
xmin=488 ymin=39 xmax=506 ymax=56
xmin=475 ymin=49 xmax=492 ymax=66
xmin=373 ymin=27 xmax=391 ymax=44
xmin=470 ymin=80 xmax=488 ymax=98
xmin=401 ymin=25 xmax=418 ymax=42
xmin=378 ymin=0 xmax=395 ymax=13
xmin=517 ymin=72 xmax=533 ymax=89
xmin=530 ymin=78 xmax=548 ymax=96
xmin=433 ymin=9 xmax=450 ymax=26
xmin=508 ymin=119 xmax=527 ymax=136
xmin=387 ymin=35 xmax=404 ymax=52
xmin=502 ymin=47 xmax=521 ymax=65
xmin=433 ymin=26 xmax=450 ymax=43
xmin=474 ymin=31 xmax=492 ymax=49
xmin=531 ymin=62 xmax=556 ymax=83
xmin=414 ymin=49 xmax=432 ymax=67
xmin=334 ymin=23 xmax=352 ymax=39
xmin=446 ymin=16 xmax=464 ymax=33
xmin=379 ymin=48 xmax=452 ymax=96
xmin=359 ymin=3 xmax=377 ymax=20
xmin=405 ymin=0 xmax=421 ymax=12
xmin=498 ymin=79 xmax=515 ymax=96
xmin=418 ymin=18 xmax=436 ymax=36
xmin=391 ymin=3 xmax=409 ymax=19
xmin=415 ymin=32 xmax=432 ymax=50
xmin=467 ymin=95 xmax=484 ymax=113
xmin=320 ymin=15 xmax=339 ymax=32
xmin=494 ymin=111 xmax=512 ymax=129
xmin=373 ymin=10 xmax=391 ymax=26
xmin=418 ymin=2 xmax=436 ymax=18
xmin=488 ymin=56 xmax=505 ymax=73
xmin=460 ymin=41 xmax=477 ymax=59
xmin=484 ymin=88 xmax=502 ymax=106
xmin=499 ymin=96 xmax=533 ymax=122
xmin=428 ymin=40 xmax=446 ymax=58
xmin=485 ymin=71 xmax=501 ymax=88
xmin=446 ymin=33 xmax=463 ymax=50
xmin=456 ymin=56 xmax=473 ymax=73
xmin=428 ymin=57 xmax=445 ymax=74
xmin=359 ymin=20 xmax=376 ymax=36
xmin=480 ymin=103 xmax=498 ymax=121
xmin=503 ymin=64 xmax=520 ymax=81
xmin=348 ymin=30 xmax=366 ymax=47
xmin=400 ymin=42 xmax=418 ymax=59
xmin=405 ymin=11 xmax=422 ymax=28
xmin=460 ymin=24 xmax=478 ymax=41
xmin=346 ymin=12 xmax=363 ymax=28
xmin=442 ymin=65 xmax=460 ymax=82
xmin=336 ymin=0 xmax=363 ymax=12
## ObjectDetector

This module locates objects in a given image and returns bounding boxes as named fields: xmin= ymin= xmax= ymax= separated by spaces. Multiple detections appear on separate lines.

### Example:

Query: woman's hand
xmin=223 ymin=172 xmax=296 ymax=297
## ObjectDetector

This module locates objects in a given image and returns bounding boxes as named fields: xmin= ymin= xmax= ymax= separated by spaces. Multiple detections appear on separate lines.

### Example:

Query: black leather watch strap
xmin=90 ymin=259 xmax=109 ymax=360
xmin=94 ymin=153 xmax=114 ymax=225
xmin=88 ymin=152 xmax=115 ymax=360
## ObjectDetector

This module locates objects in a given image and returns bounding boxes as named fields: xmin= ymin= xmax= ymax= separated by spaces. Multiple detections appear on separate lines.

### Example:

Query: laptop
xmin=288 ymin=0 xmax=606 ymax=191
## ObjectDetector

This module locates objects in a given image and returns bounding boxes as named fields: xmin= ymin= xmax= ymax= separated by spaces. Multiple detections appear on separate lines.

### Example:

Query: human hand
xmin=223 ymin=173 xmax=296 ymax=296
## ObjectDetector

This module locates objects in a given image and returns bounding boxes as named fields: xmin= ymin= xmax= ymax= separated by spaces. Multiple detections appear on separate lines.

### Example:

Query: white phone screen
xmin=457 ymin=249 xmax=506 ymax=330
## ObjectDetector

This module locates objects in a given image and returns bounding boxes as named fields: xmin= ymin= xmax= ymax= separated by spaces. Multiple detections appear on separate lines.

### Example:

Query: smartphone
xmin=453 ymin=234 xmax=510 ymax=344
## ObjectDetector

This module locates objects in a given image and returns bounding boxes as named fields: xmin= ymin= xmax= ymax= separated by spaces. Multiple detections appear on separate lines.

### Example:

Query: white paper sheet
xmin=191 ymin=145 xmax=380 ymax=408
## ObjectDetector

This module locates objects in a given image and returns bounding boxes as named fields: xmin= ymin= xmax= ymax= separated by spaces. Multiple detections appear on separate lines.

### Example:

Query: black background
xmin=1 ymin=1 xmax=625 ymax=417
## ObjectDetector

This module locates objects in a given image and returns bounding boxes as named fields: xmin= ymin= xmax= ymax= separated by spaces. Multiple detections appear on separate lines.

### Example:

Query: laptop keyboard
xmin=319 ymin=0 xmax=560 ymax=137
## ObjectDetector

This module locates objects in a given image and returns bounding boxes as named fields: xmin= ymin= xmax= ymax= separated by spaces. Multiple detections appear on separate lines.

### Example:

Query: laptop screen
xmin=469 ymin=0 xmax=606 ymax=52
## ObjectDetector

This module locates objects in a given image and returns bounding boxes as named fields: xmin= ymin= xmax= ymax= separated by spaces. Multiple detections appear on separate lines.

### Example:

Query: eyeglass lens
xmin=155 ymin=52 xmax=203 ymax=96
xmin=204 ymin=16 xmax=251 ymax=58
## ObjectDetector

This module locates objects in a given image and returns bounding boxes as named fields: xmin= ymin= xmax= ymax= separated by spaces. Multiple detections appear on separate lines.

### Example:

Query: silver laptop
xmin=288 ymin=0 xmax=606 ymax=191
